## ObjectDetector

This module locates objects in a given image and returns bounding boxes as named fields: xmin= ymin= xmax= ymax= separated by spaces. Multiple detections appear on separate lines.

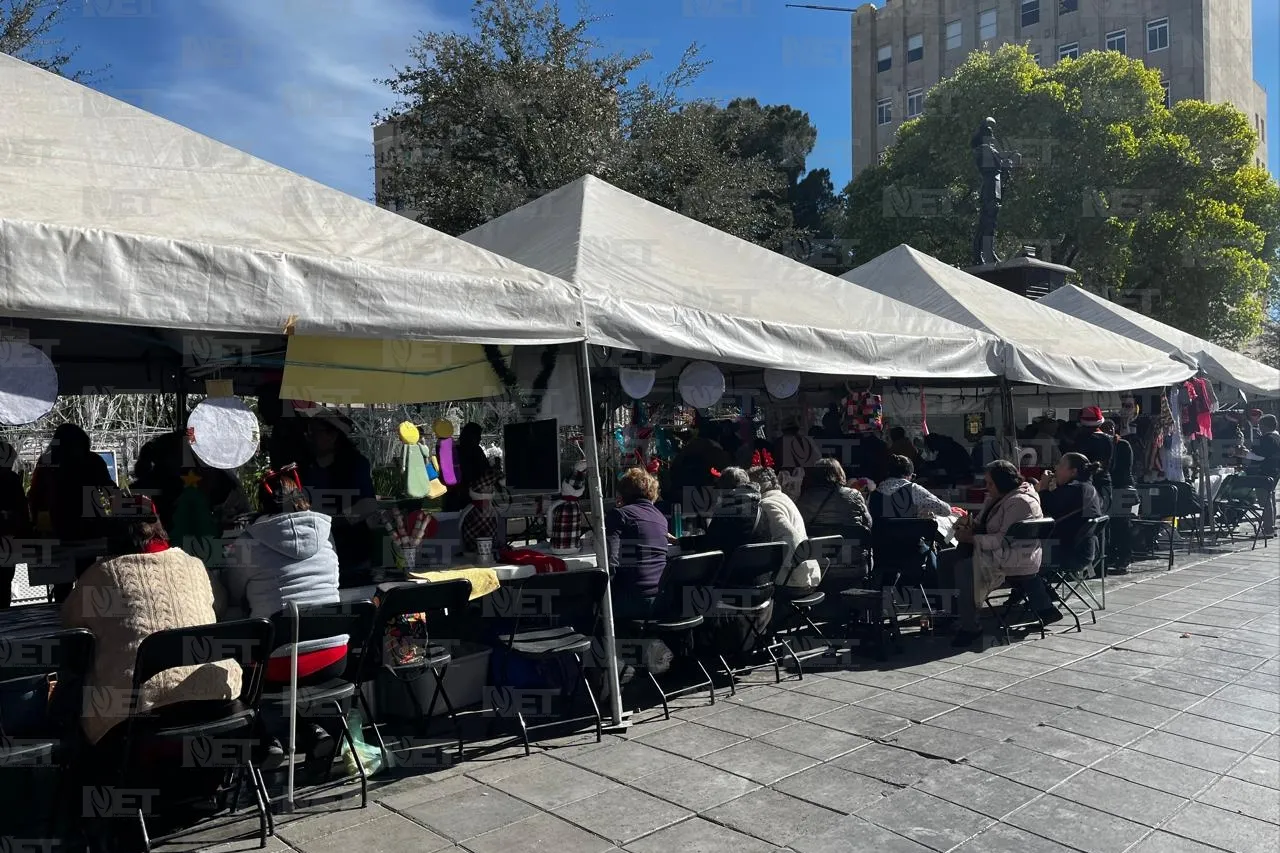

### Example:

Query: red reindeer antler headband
xmin=262 ymin=463 xmax=302 ymax=495
xmin=751 ymin=449 xmax=775 ymax=469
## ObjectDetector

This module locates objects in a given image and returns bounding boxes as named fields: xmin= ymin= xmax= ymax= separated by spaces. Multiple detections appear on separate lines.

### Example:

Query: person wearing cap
xmin=1074 ymin=407 xmax=1114 ymax=514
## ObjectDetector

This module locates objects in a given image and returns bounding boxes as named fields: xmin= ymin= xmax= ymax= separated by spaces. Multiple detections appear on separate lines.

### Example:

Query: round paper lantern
xmin=678 ymin=361 xmax=725 ymax=409
xmin=619 ymin=367 xmax=656 ymax=400
xmin=187 ymin=397 xmax=261 ymax=469
xmin=0 ymin=341 xmax=58 ymax=426
xmin=763 ymin=368 xmax=801 ymax=400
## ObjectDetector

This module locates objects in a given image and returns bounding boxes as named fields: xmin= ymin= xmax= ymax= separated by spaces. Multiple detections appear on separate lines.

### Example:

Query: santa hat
xmin=1079 ymin=406 xmax=1105 ymax=428
xmin=469 ymin=471 xmax=498 ymax=501
xmin=1249 ymin=409 xmax=1263 ymax=418
xmin=561 ymin=461 xmax=588 ymax=498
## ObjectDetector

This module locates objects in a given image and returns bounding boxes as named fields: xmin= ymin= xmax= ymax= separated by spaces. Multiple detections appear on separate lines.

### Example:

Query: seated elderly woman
xmin=796 ymin=458 xmax=872 ymax=537
xmin=748 ymin=465 xmax=819 ymax=589
xmin=701 ymin=467 xmax=767 ymax=559
xmin=606 ymin=467 xmax=671 ymax=622
xmin=946 ymin=461 xmax=1060 ymax=647
xmin=62 ymin=499 xmax=241 ymax=746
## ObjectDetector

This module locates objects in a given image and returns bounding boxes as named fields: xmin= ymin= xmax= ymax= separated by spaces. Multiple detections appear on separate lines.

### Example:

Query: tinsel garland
xmin=483 ymin=344 xmax=560 ymax=417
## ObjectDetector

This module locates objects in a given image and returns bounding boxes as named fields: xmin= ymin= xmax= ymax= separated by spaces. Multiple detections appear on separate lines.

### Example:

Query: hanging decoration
xmin=840 ymin=389 xmax=884 ymax=434
xmin=762 ymin=368 xmax=801 ymax=400
xmin=399 ymin=421 xmax=446 ymax=500
xmin=187 ymin=397 xmax=260 ymax=469
xmin=619 ymin=367 xmax=656 ymax=400
xmin=546 ymin=460 xmax=590 ymax=554
xmin=0 ymin=340 xmax=58 ymax=426
xmin=678 ymin=361 xmax=725 ymax=409
xmin=483 ymin=344 xmax=560 ymax=417
xmin=433 ymin=418 xmax=458 ymax=487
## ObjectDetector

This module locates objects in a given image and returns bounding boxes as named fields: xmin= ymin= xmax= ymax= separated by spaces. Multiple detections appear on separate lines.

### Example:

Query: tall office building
xmin=851 ymin=0 xmax=1269 ymax=176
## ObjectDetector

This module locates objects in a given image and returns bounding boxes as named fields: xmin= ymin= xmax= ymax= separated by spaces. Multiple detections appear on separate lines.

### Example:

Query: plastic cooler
xmin=375 ymin=642 xmax=492 ymax=718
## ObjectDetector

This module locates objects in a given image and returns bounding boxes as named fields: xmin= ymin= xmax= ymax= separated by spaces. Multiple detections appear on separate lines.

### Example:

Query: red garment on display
xmin=500 ymin=548 xmax=568 ymax=574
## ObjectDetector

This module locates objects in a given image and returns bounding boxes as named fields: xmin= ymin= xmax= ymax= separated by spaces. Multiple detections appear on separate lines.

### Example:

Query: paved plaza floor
xmin=166 ymin=541 xmax=1279 ymax=853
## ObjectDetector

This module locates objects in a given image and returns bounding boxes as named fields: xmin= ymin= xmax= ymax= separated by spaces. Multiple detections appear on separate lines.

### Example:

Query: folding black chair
xmin=872 ymin=518 xmax=942 ymax=628
xmin=1214 ymin=474 xmax=1275 ymax=549
xmin=707 ymin=542 xmax=787 ymax=693
xmin=490 ymin=570 xmax=608 ymax=756
xmin=349 ymin=579 xmax=472 ymax=768
xmin=627 ymin=551 xmax=722 ymax=720
xmin=1133 ymin=483 xmax=1178 ymax=570
xmin=983 ymin=519 xmax=1056 ymax=644
xmin=1044 ymin=517 xmax=1109 ymax=629
xmin=0 ymin=628 xmax=96 ymax=835
xmin=1170 ymin=480 xmax=1205 ymax=552
xmin=767 ymin=536 xmax=845 ymax=674
xmin=265 ymin=601 xmax=377 ymax=808
xmin=109 ymin=618 xmax=274 ymax=853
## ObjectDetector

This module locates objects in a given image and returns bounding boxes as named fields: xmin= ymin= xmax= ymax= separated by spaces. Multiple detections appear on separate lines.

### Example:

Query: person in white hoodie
xmin=872 ymin=454 xmax=953 ymax=521
xmin=749 ymin=464 xmax=821 ymax=590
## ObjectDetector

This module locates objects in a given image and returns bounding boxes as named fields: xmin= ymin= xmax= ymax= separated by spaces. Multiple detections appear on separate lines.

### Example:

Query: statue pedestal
xmin=964 ymin=255 xmax=1075 ymax=300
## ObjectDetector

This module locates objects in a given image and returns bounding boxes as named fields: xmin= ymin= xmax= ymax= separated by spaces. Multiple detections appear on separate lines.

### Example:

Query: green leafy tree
xmin=1 ymin=0 xmax=103 ymax=81
xmin=842 ymin=45 xmax=1279 ymax=346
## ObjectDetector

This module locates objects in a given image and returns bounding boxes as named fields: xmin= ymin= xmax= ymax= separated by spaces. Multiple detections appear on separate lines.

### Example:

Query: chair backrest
xmin=1136 ymin=483 xmax=1179 ymax=519
xmin=1169 ymin=480 xmax=1201 ymax=515
xmin=1220 ymin=474 xmax=1276 ymax=504
xmin=871 ymin=518 xmax=938 ymax=584
xmin=269 ymin=600 xmax=376 ymax=654
xmin=718 ymin=541 xmax=787 ymax=589
xmin=490 ymin=569 xmax=610 ymax=637
xmin=655 ymin=551 xmax=723 ymax=618
xmin=1004 ymin=518 xmax=1056 ymax=543
xmin=0 ymin=629 xmax=96 ymax=688
xmin=131 ymin=618 xmax=273 ymax=709
xmin=786 ymin=535 xmax=845 ymax=587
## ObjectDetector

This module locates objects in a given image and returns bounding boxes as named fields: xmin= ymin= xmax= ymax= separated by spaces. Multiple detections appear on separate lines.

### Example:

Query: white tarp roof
xmin=0 ymin=54 xmax=584 ymax=346
xmin=461 ymin=175 xmax=1001 ymax=379
xmin=844 ymin=245 xmax=1196 ymax=392
xmin=1040 ymin=285 xmax=1280 ymax=399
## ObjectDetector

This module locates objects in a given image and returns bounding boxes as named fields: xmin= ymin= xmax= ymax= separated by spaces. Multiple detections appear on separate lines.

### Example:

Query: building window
xmin=946 ymin=20 xmax=962 ymax=50
xmin=1060 ymin=0 xmax=1078 ymax=13
xmin=1058 ymin=42 xmax=1079 ymax=61
xmin=1147 ymin=18 xmax=1169 ymax=52
xmin=1262 ymin=118 xmax=1266 ymax=142
xmin=907 ymin=88 xmax=924 ymax=118
xmin=907 ymin=34 xmax=924 ymax=62
xmin=1021 ymin=0 xmax=1039 ymax=27
xmin=1031 ymin=52 xmax=1041 ymax=65
xmin=1161 ymin=80 xmax=1171 ymax=107
xmin=1106 ymin=29 xmax=1127 ymax=55
xmin=877 ymin=44 xmax=892 ymax=73
xmin=877 ymin=98 xmax=893 ymax=126
xmin=980 ymin=8 xmax=997 ymax=41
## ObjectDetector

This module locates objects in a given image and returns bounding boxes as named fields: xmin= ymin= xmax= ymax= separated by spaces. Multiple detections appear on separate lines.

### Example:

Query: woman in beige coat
xmin=62 ymin=501 xmax=240 ymax=745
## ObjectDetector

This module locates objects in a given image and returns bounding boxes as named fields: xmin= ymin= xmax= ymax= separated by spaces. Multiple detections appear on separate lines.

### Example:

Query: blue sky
xmin=53 ymin=0 xmax=1279 ymax=201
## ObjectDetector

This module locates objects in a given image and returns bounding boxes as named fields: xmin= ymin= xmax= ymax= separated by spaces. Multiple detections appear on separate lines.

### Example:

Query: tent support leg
xmin=998 ymin=378 xmax=1017 ymax=462
xmin=575 ymin=341 xmax=626 ymax=729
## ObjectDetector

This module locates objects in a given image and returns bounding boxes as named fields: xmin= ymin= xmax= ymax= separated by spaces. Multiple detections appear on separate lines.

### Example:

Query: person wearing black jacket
xmin=1074 ymin=407 xmax=1114 ymax=513
xmin=1037 ymin=452 xmax=1103 ymax=574
xmin=0 ymin=441 xmax=31 ymax=608
xmin=1102 ymin=421 xmax=1135 ymax=572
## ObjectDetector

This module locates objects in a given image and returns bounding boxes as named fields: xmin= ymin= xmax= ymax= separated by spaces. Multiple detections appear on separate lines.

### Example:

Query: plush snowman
xmin=546 ymin=461 xmax=589 ymax=555
xmin=459 ymin=470 xmax=502 ymax=555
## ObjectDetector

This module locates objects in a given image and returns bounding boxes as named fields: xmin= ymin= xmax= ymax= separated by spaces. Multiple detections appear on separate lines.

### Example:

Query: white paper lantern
xmin=679 ymin=361 xmax=725 ymax=409
xmin=0 ymin=341 xmax=58 ymax=426
xmin=619 ymin=367 xmax=656 ymax=400
xmin=763 ymin=368 xmax=801 ymax=400
xmin=187 ymin=397 xmax=260 ymax=469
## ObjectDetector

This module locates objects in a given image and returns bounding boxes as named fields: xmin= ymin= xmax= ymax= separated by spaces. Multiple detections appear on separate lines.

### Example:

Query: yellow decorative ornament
xmin=399 ymin=421 xmax=421 ymax=445
xmin=399 ymin=421 xmax=446 ymax=500
xmin=432 ymin=418 xmax=454 ymax=439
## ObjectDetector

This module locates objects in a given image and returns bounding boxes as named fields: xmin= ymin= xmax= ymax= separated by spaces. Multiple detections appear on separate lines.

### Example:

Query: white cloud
xmin=153 ymin=0 xmax=458 ymax=199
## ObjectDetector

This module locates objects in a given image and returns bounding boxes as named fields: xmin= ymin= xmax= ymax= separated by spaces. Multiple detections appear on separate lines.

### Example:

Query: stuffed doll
xmin=399 ymin=421 xmax=446 ymax=500
xmin=546 ymin=461 xmax=590 ymax=554
xmin=433 ymin=418 xmax=458 ymax=487
xmin=459 ymin=470 xmax=502 ymax=555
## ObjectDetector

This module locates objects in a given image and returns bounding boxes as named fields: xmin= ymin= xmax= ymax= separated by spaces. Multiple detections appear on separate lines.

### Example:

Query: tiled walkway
xmin=173 ymin=542 xmax=1279 ymax=853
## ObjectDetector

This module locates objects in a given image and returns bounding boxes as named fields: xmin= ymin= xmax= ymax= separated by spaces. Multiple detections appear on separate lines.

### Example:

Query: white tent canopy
xmin=462 ymin=175 xmax=1002 ymax=380
xmin=1040 ymin=285 xmax=1280 ymax=399
xmin=843 ymin=245 xmax=1196 ymax=392
xmin=0 ymin=54 xmax=584 ymax=346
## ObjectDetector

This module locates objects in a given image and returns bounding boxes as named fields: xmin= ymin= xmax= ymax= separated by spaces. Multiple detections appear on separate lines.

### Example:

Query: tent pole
xmin=998 ymin=378 xmax=1017 ymax=462
xmin=574 ymin=341 xmax=625 ymax=728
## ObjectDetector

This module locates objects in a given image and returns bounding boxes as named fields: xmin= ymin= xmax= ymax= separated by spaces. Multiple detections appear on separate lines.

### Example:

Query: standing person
xmin=1037 ymin=452 xmax=1103 ymax=574
xmin=296 ymin=409 xmax=377 ymax=577
xmin=1250 ymin=414 xmax=1279 ymax=536
xmin=0 ymin=441 xmax=31 ymax=608
xmin=1074 ymin=407 xmax=1114 ymax=513
xmin=1102 ymin=421 xmax=1136 ymax=574
xmin=888 ymin=427 xmax=919 ymax=466
xmin=1246 ymin=409 xmax=1264 ymax=446
xmin=443 ymin=422 xmax=492 ymax=513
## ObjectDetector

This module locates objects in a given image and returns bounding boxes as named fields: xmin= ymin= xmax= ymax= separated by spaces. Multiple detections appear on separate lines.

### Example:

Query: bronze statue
xmin=971 ymin=117 xmax=1017 ymax=265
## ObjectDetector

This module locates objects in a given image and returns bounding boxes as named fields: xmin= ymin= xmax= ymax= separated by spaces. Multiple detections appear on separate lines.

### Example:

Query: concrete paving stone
xmin=1227 ymin=754 xmax=1280 ymax=789
xmin=1255 ymin=734 xmax=1280 ymax=760
xmin=1004 ymin=678 xmax=1103 ymax=709
xmin=1214 ymin=684 xmax=1280 ymax=713
xmin=1161 ymin=657 xmax=1261 ymax=684
xmin=857 ymin=789 xmax=994 ymax=852
xmin=1162 ymin=714 xmax=1271 ymax=753
xmin=704 ymin=787 xmax=846 ymax=848
xmin=935 ymin=666 xmax=1024 ymax=691
xmin=1132 ymin=731 xmax=1246 ymax=774
xmin=630 ymin=759 xmax=760 ymax=812
xmin=1009 ymin=724 xmax=1117 ymax=765
xmin=1233 ymin=670 xmax=1280 ymax=694
xmin=625 ymin=817 xmax=781 ymax=853
xmin=788 ymin=815 xmax=933 ymax=853
xmin=698 ymin=704 xmax=797 ymax=738
xmin=951 ymin=823 xmax=1078 ymax=853
xmin=488 ymin=758 xmax=618 ymax=809
xmin=911 ymin=764 xmax=1040 ymax=819
xmin=1105 ymin=680 xmax=1205 ymax=711
xmin=1128 ymin=831 xmax=1229 ymax=853
xmin=963 ymin=742 xmax=1084 ymax=789
xmin=1163 ymin=801 xmax=1280 ymax=853
xmin=1069 ymin=658 xmax=1160 ymax=683
xmin=1006 ymin=795 xmax=1149 ymax=853
xmin=552 ymin=786 xmax=692 ymax=846
xmin=377 ymin=773 xmax=480 ymax=811
xmin=1197 ymin=776 xmax=1280 ymax=824
xmin=1051 ymin=768 xmax=1188 ymax=824
xmin=462 ymin=811 xmax=614 ymax=853
xmin=995 ymin=644 xmax=1084 ymax=668
xmin=1176 ymin=611 xmax=1258 ymax=630
xmin=855 ymin=691 xmax=955 ymax=722
xmin=810 ymin=705 xmax=913 ymax=739
xmin=882 ymin=723 xmax=995 ymax=761
xmin=633 ymin=721 xmax=746 ymax=758
xmin=929 ymin=707 xmax=1035 ymax=741
xmin=742 ymin=688 xmax=846 ymax=720
xmin=1092 ymin=749 xmax=1224 ymax=798
xmin=966 ymin=654 xmax=1054 ymax=677
xmin=894 ymin=659 xmax=962 ymax=678
xmin=562 ymin=739 xmax=688 ymax=783
xmin=829 ymin=668 xmax=927 ymax=690
xmin=1138 ymin=668 xmax=1233 ymax=696
xmin=967 ymin=694 xmax=1066 ymax=724
xmin=758 ymin=721 xmax=871 ymax=761
xmin=1110 ymin=636 xmax=1188 ymax=657
xmin=726 ymin=685 xmax=792 ymax=706
xmin=1102 ymin=650 xmax=1182 ymax=673
xmin=192 ymin=836 xmax=297 ymax=853
xmin=464 ymin=752 xmax=559 ymax=784
xmin=1042 ymin=708 xmax=1151 ymax=746
xmin=1078 ymin=693 xmax=1180 ymax=728
xmin=1201 ymin=638 xmax=1276 ymax=659
xmin=276 ymin=804 xmax=388 ymax=844
xmin=293 ymin=813 xmax=453 ymax=853
xmin=617 ymin=712 xmax=682 ymax=738
xmin=402 ymin=785 xmax=538 ymax=842
xmin=772 ymin=764 xmax=893 ymax=814
xmin=700 ymin=739 xmax=818 ymax=785
xmin=898 ymin=677 xmax=993 ymax=706
xmin=831 ymin=742 xmax=950 ymax=786
xmin=788 ymin=677 xmax=886 ymax=704
xmin=671 ymin=698 xmax=730 ymax=722
xmin=1039 ymin=669 xmax=1127 ymax=693
xmin=1254 ymin=659 xmax=1280 ymax=676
